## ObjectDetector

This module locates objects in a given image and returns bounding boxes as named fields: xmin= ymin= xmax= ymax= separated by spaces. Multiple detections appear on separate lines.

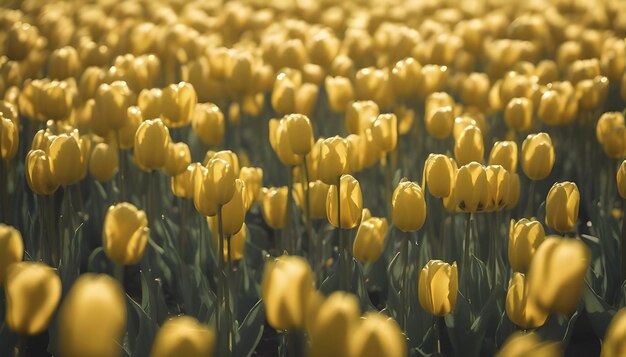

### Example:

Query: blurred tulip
xmin=418 ymin=260 xmax=458 ymax=316
xmin=0 ymin=224 xmax=23 ymax=283
xmin=455 ymin=125 xmax=484 ymax=166
xmin=262 ymin=255 xmax=314 ymax=330
xmin=528 ymin=236 xmax=589 ymax=315
xmin=221 ymin=179 xmax=246 ymax=235
xmin=489 ymin=141 xmax=518 ymax=173
xmin=6 ymin=22 xmax=40 ymax=61
xmin=597 ymin=112 xmax=625 ymax=144
xmin=134 ymin=119 xmax=170 ymax=171
xmin=424 ymin=154 xmax=456 ymax=198
xmin=5 ymin=262 xmax=61 ymax=335
xmin=285 ymin=114 xmax=314 ymax=156
xmin=618 ymin=161 xmax=626 ymax=199
xmin=163 ymin=142 xmax=191 ymax=176
xmin=325 ymin=76 xmax=354 ymax=113
xmin=48 ymin=46 xmax=80 ymax=80
xmin=309 ymin=292 xmax=360 ymax=357
xmin=390 ymin=57 xmax=421 ymax=99
xmin=353 ymin=217 xmax=388 ymax=263
xmin=59 ymin=274 xmax=126 ymax=357
xmin=327 ymin=174 xmax=363 ymax=229
xmin=506 ymin=273 xmax=548 ymax=329
xmin=89 ymin=142 xmax=118 ymax=182
xmin=118 ymin=106 xmax=143 ymax=149
xmin=25 ymin=149 xmax=59 ymax=195
xmin=392 ymin=180 xmax=426 ymax=232
xmin=48 ymin=131 xmax=87 ymax=186
xmin=192 ymin=103 xmax=224 ymax=146
xmin=151 ymin=316 xmax=215 ymax=357
xmin=372 ymin=113 xmax=398 ymax=153
xmin=172 ymin=163 xmax=199 ymax=199
xmin=138 ymin=88 xmax=162 ymax=120
xmin=308 ymin=180 xmax=330 ymax=219
xmin=461 ymin=72 xmax=490 ymax=110
xmin=601 ymin=308 xmax=626 ymax=357
xmin=345 ymin=101 xmax=379 ymax=135
xmin=522 ymin=133 xmax=555 ymax=180
xmin=161 ymin=82 xmax=197 ymax=128
xmin=454 ymin=162 xmax=489 ymax=212
xmin=40 ymin=80 xmax=74 ymax=121
xmin=505 ymin=98 xmax=533 ymax=132
xmin=103 ymin=202 xmax=149 ymax=265
xmin=349 ymin=312 xmax=407 ymax=357
xmin=1 ymin=116 xmax=18 ymax=160
xmin=497 ymin=332 xmax=561 ymax=357
xmin=269 ymin=118 xmax=301 ymax=167
xmin=545 ymin=182 xmax=579 ymax=233
xmin=318 ymin=136 xmax=349 ymax=185
xmin=239 ymin=167 xmax=263 ymax=204
xmin=508 ymin=219 xmax=546 ymax=273
xmin=93 ymin=81 xmax=134 ymax=132
xmin=261 ymin=187 xmax=288 ymax=229
xmin=425 ymin=106 xmax=454 ymax=139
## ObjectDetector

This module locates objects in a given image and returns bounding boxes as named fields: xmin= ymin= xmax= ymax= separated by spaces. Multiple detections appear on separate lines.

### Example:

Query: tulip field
xmin=4 ymin=0 xmax=626 ymax=356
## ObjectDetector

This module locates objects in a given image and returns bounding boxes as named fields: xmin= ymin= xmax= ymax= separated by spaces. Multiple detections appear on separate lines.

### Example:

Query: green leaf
xmin=234 ymin=299 xmax=265 ymax=357
xmin=583 ymin=282 xmax=616 ymax=340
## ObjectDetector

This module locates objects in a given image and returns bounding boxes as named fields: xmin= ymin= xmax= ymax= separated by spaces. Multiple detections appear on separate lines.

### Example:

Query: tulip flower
xmin=326 ymin=174 xmax=363 ymax=229
xmin=504 ymin=97 xmax=533 ymax=132
xmin=25 ymin=149 xmax=59 ymax=195
xmin=392 ymin=180 xmax=427 ymax=232
xmin=418 ymin=260 xmax=458 ymax=316
xmin=506 ymin=273 xmax=548 ymax=329
xmin=48 ymin=131 xmax=88 ymax=186
xmin=103 ymin=202 xmax=149 ymax=265
xmin=527 ymin=236 xmax=590 ymax=315
xmin=269 ymin=118 xmax=301 ymax=167
xmin=345 ymin=134 xmax=362 ymax=174
xmin=353 ymin=217 xmax=388 ymax=263
xmin=601 ymin=308 xmax=626 ymax=357
xmin=205 ymin=157 xmax=237 ymax=206
xmin=151 ymin=316 xmax=216 ymax=357
xmin=193 ymin=165 xmax=218 ymax=217
xmin=349 ymin=313 xmax=407 ymax=357
xmin=602 ymin=125 xmax=626 ymax=158
xmin=372 ymin=113 xmax=398 ymax=153
xmin=485 ymin=165 xmax=512 ymax=211
xmin=0 ymin=224 xmax=23 ymax=283
xmin=522 ymin=133 xmax=555 ymax=181
xmin=325 ymin=76 xmax=354 ymax=113
xmin=453 ymin=116 xmax=478 ymax=141
xmin=424 ymin=154 xmax=456 ymax=198
xmin=308 ymin=180 xmax=330 ymax=219
xmin=161 ymin=82 xmax=197 ymax=128
xmin=1 ymin=116 xmax=18 ymax=160
xmin=134 ymin=119 xmax=171 ymax=171
xmin=262 ymin=255 xmax=314 ymax=330
xmin=489 ymin=141 xmax=518 ymax=173
xmin=93 ymin=81 xmax=134 ymax=132
xmin=40 ymin=80 xmax=74 ymax=121
xmin=220 ymin=179 xmax=246 ymax=235
xmin=5 ymin=262 xmax=62 ymax=335
xmin=163 ymin=142 xmax=191 ymax=176
xmin=172 ymin=163 xmax=200 ymax=199
xmin=239 ymin=167 xmax=263 ymax=204
xmin=118 ymin=106 xmax=142 ymax=149
xmin=453 ymin=162 xmax=489 ymax=212
xmin=345 ymin=101 xmax=379 ymax=135
xmin=318 ymin=136 xmax=349 ymax=185
xmin=508 ymin=219 xmax=546 ymax=273
xmin=596 ymin=112 xmax=625 ymax=144
xmin=192 ymin=103 xmax=224 ymax=146
xmin=59 ymin=274 xmax=127 ymax=357
xmin=497 ymin=332 xmax=561 ymax=357
xmin=425 ymin=106 xmax=454 ymax=139
xmin=285 ymin=113 xmax=314 ymax=156
xmin=390 ymin=57 xmax=421 ymax=99
xmin=308 ymin=292 xmax=360 ymax=357
xmin=261 ymin=187 xmax=288 ymax=229
xmin=545 ymin=182 xmax=580 ymax=233
xmin=455 ymin=125 xmax=484 ymax=166
xmin=138 ymin=88 xmax=163 ymax=120
xmin=6 ymin=22 xmax=40 ymax=61
xmin=89 ymin=142 xmax=118 ymax=182
xmin=618 ymin=160 xmax=626 ymax=199
xmin=507 ymin=173 xmax=521 ymax=209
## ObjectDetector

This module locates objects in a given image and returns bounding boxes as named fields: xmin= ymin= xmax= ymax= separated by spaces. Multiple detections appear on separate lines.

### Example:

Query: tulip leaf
xmin=234 ymin=299 xmax=265 ymax=357
xmin=583 ymin=282 xmax=616 ymax=340
xmin=618 ymin=281 xmax=626 ymax=309
xmin=126 ymin=294 xmax=158 ymax=357
xmin=352 ymin=258 xmax=377 ymax=312
xmin=494 ymin=311 xmax=517 ymax=348
xmin=0 ymin=321 xmax=16 ymax=357
xmin=467 ymin=255 xmax=490 ymax=314
xmin=535 ymin=308 xmax=580 ymax=345
xmin=234 ymin=258 xmax=262 ymax=323
xmin=86 ymin=247 xmax=111 ymax=274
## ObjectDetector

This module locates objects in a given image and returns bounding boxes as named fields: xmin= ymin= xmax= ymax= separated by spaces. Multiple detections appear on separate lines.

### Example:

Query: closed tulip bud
xmin=40 ymin=80 xmax=74 ymax=121
xmin=318 ymin=136 xmax=349 ymax=185
xmin=93 ymin=81 xmax=134 ymax=131
xmin=269 ymin=118 xmax=301 ymax=166
xmin=426 ymin=106 xmax=454 ymax=139
xmin=507 ymin=173 xmax=521 ymax=209
xmin=0 ymin=224 xmax=23 ymax=283
xmin=390 ymin=57 xmax=421 ymax=99
xmin=6 ymin=22 xmax=40 ymax=61
xmin=309 ymin=180 xmax=330 ymax=219
xmin=506 ymin=273 xmax=548 ymax=329
xmin=161 ymin=82 xmax=196 ymax=128
xmin=59 ymin=274 xmax=126 ymax=357
xmin=325 ymin=76 xmax=354 ymax=113
xmin=505 ymin=97 xmax=533 ymax=132
xmin=163 ymin=142 xmax=191 ymax=176
xmin=418 ymin=260 xmax=458 ymax=316
xmin=545 ymin=182 xmax=579 ymax=233
xmin=89 ymin=142 xmax=118 ymax=182
xmin=172 ymin=163 xmax=199 ymax=199
xmin=486 ymin=165 xmax=512 ymax=211
xmin=1 ymin=116 xmax=18 ymax=160
xmin=345 ymin=101 xmax=379 ymax=135
xmin=134 ymin=119 xmax=171 ymax=171
xmin=261 ymin=187 xmax=288 ymax=229
xmin=262 ymin=255 xmax=314 ymax=330
xmin=509 ymin=219 xmax=545 ymax=273
xmin=537 ymin=90 xmax=565 ymax=126
xmin=528 ymin=236 xmax=589 ymax=315
xmin=602 ymin=124 xmax=626 ymax=158
xmin=489 ymin=141 xmax=518 ymax=173
xmin=497 ymin=331 xmax=561 ymax=357
xmin=205 ymin=157 xmax=237 ymax=206
xmin=309 ymin=31 xmax=340 ymax=68
xmin=296 ymin=83 xmax=320 ymax=117
xmin=309 ymin=292 xmax=360 ymax=357
xmin=453 ymin=116 xmax=478 ymax=141
xmin=618 ymin=161 xmax=626 ymax=199
xmin=192 ymin=103 xmax=224 ymax=146
xmin=349 ymin=312 xmax=407 ymax=357
xmin=138 ymin=88 xmax=163 ymax=120
xmin=372 ymin=113 xmax=397 ymax=152
xmin=392 ymin=180 xmax=426 ymax=232
xmin=5 ymin=262 xmax=61 ymax=335
xmin=193 ymin=165 xmax=218 ymax=216
xmin=345 ymin=134 xmax=362 ymax=174
xmin=601 ymin=308 xmax=626 ymax=357
xmin=455 ymin=125 xmax=484 ymax=166
xmin=353 ymin=217 xmax=388 ymax=263
xmin=25 ymin=149 xmax=59 ymax=195
xmin=424 ymin=154 xmax=456 ymax=198
xmin=103 ymin=202 xmax=149 ymax=265
xmin=454 ymin=162 xmax=489 ymax=212
xmin=151 ymin=316 xmax=215 ymax=357
xmin=239 ymin=167 xmax=263 ymax=204
xmin=522 ymin=133 xmax=555 ymax=180
xmin=327 ymin=174 xmax=363 ymax=229
xmin=271 ymin=75 xmax=296 ymax=115
xmin=597 ymin=112 xmax=625 ymax=144
xmin=461 ymin=72 xmax=490 ymax=110
xmin=285 ymin=114 xmax=314 ymax=155
xmin=227 ymin=53 xmax=254 ymax=93
xmin=118 ymin=106 xmax=142 ymax=149
xmin=221 ymin=179 xmax=246 ymax=235
xmin=48 ymin=46 xmax=80 ymax=80
xmin=48 ymin=132 xmax=87 ymax=186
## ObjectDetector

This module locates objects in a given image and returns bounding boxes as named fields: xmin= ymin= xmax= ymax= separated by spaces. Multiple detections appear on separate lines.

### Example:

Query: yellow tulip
xmin=220 ymin=179 xmax=246 ymax=235
xmin=309 ymin=30 xmax=340 ymax=68
xmin=0 ymin=224 xmax=23 ymax=283
xmin=506 ymin=273 xmax=548 ymax=329
xmin=40 ymin=80 xmax=74 ymax=121
xmin=455 ymin=125 xmax=484 ymax=166
xmin=326 ymin=174 xmax=363 ymax=229
xmin=425 ymin=106 xmax=454 ymax=139
xmin=601 ymin=308 xmax=626 ymax=357
xmin=262 ymin=255 xmax=314 ymax=330
xmin=545 ymin=182 xmax=579 ymax=233
xmin=390 ymin=57 xmax=421 ymax=99
xmin=134 ymin=119 xmax=171 ymax=171
xmin=345 ymin=134 xmax=363 ymax=174
xmin=489 ymin=141 xmax=518 ymax=173
xmin=118 ymin=106 xmax=142 ymax=149
xmin=345 ymin=101 xmax=379 ymax=135
xmin=325 ymin=76 xmax=354 ymax=113
xmin=192 ymin=165 xmax=218 ymax=216
xmin=271 ymin=74 xmax=296 ymax=115
xmin=461 ymin=72 xmax=490 ymax=110
xmin=309 ymin=292 xmax=360 ymax=357
xmin=596 ymin=112 xmax=625 ymax=144
xmin=602 ymin=125 xmax=626 ymax=158
xmin=504 ymin=97 xmax=533 ymax=132
xmin=6 ymin=22 xmax=40 ymax=61
xmin=172 ymin=163 xmax=200 ymax=199
xmin=163 ymin=142 xmax=191 ymax=176
xmin=261 ymin=187 xmax=288 ymax=229
xmin=418 ymin=260 xmax=458 ymax=316
xmin=48 ymin=131 xmax=87 ymax=186
xmin=206 ymin=157 xmax=237 ymax=206
xmin=192 ymin=103 xmax=224 ymax=146
xmin=48 ymin=46 xmax=80 ymax=80
xmin=618 ymin=160 xmax=626 ymax=199
xmin=485 ymin=165 xmax=512 ymax=211
xmin=285 ymin=113 xmax=314 ymax=156
xmin=151 ymin=316 xmax=216 ymax=357
xmin=537 ymin=90 xmax=565 ymax=126
xmin=59 ymin=274 xmax=127 ymax=357
xmin=453 ymin=162 xmax=489 ymax=212
xmin=239 ymin=167 xmax=263 ymax=204
xmin=497 ymin=332 xmax=562 ymax=357
xmin=89 ymin=142 xmax=118 ymax=182
xmin=103 ymin=202 xmax=149 ymax=265
xmin=507 ymin=173 xmax=521 ymax=209
xmin=5 ymin=262 xmax=61 ymax=335
xmin=1 ymin=116 xmax=18 ymax=160
xmin=304 ymin=180 xmax=329 ymax=220
xmin=269 ymin=118 xmax=301 ymax=167
xmin=372 ymin=113 xmax=398 ymax=153
xmin=349 ymin=313 xmax=407 ymax=357
xmin=25 ymin=149 xmax=59 ymax=195
xmin=93 ymin=81 xmax=134 ymax=131
xmin=453 ymin=116 xmax=478 ymax=141
xmin=318 ymin=136 xmax=349 ymax=185
xmin=508 ymin=219 xmax=546 ymax=273
xmin=424 ymin=154 xmax=456 ymax=198
xmin=522 ymin=133 xmax=555 ymax=180
xmin=353 ymin=217 xmax=388 ymax=263
xmin=392 ymin=179 xmax=427 ymax=232
xmin=138 ymin=88 xmax=163 ymax=120
xmin=212 ymin=222 xmax=247 ymax=262
xmin=161 ymin=82 xmax=197 ymax=128
xmin=528 ymin=236 xmax=590 ymax=315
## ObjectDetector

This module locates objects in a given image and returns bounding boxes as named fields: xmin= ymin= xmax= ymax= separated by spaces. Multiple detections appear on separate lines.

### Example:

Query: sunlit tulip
xmin=151 ymin=316 xmax=215 ymax=357
xmin=1 ymin=116 xmax=18 ymax=160
xmin=453 ymin=116 xmax=478 ymax=141
xmin=454 ymin=162 xmax=489 ymax=212
xmin=25 ymin=149 xmax=59 ymax=195
xmin=308 ymin=180 xmax=330 ymax=219
xmin=521 ymin=133 xmax=555 ymax=180
xmin=508 ymin=219 xmax=545 ymax=273
xmin=269 ymin=118 xmax=301 ymax=166
xmin=425 ymin=106 xmax=454 ymax=139
xmin=353 ymin=217 xmax=388 ymax=263
xmin=372 ymin=113 xmax=398 ymax=153
xmin=489 ymin=141 xmax=518 ymax=173
xmin=40 ymin=80 xmax=74 ymax=121
xmin=163 ymin=142 xmax=191 ymax=176
xmin=390 ymin=58 xmax=421 ymax=99
xmin=528 ymin=236 xmax=590 ymax=315
xmin=497 ymin=332 xmax=561 ymax=357
xmin=506 ymin=273 xmax=548 ymax=329
xmin=601 ymin=308 xmax=626 ymax=357
xmin=345 ymin=134 xmax=362 ymax=174
xmin=309 ymin=292 xmax=360 ymax=357
xmin=504 ymin=97 xmax=533 ymax=132
xmin=345 ymin=101 xmax=379 ymax=135
xmin=424 ymin=154 xmax=456 ymax=198
xmin=602 ymin=124 xmax=626 ymax=158
xmin=6 ymin=22 xmax=40 ymax=61
xmin=0 ymin=224 xmax=23 ymax=283
xmin=59 ymin=274 xmax=127 ymax=357
xmin=597 ymin=112 xmax=625 ymax=144
xmin=418 ymin=260 xmax=458 ymax=316
xmin=193 ymin=165 xmax=217 ymax=217
xmin=89 ymin=142 xmax=118 ymax=182
xmin=172 ymin=163 xmax=199 ymax=199
xmin=485 ymin=165 xmax=512 ymax=211
xmin=262 ymin=255 xmax=314 ymax=330
xmin=325 ymin=76 xmax=354 ymax=113
xmin=93 ymin=81 xmax=134 ymax=132
xmin=455 ymin=125 xmax=484 ymax=166
xmin=349 ymin=313 xmax=407 ymax=357
xmin=5 ymin=262 xmax=61 ymax=335
xmin=545 ymin=182 xmax=579 ymax=233
xmin=318 ymin=136 xmax=349 ymax=185
xmin=103 ymin=202 xmax=149 ymax=265
xmin=192 ymin=103 xmax=224 ymax=146
xmin=161 ymin=82 xmax=197 ymax=128
xmin=134 ymin=119 xmax=171 ymax=171
xmin=220 ymin=179 xmax=246 ymax=235
xmin=327 ymin=174 xmax=363 ymax=229
xmin=392 ymin=180 xmax=426 ymax=232
xmin=138 ymin=88 xmax=162 ymax=120
xmin=285 ymin=114 xmax=314 ymax=156
xmin=239 ymin=167 xmax=263 ymax=204
xmin=117 ymin=106 xmax=143 ymax=149
xmin=48 ymin=46 xmax=80 ymax=80
xmin=261 ymin=187 xmax=288 ymax=229
xmin=461 ymin=72 xmax=490 ymax=110
xmin=48 ymin=131 xmax=87 ymax=185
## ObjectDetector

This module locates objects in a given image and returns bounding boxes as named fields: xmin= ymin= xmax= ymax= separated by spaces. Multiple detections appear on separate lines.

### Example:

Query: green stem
xmin=13 ymin=335 xmax=26 ymax=357
xmin=114 ymin=263 xmax=124 ymax=290
xmin=303 ymin=158 xmax=313 ymax=268
xmin=337 ymin=176 xmax=347 ymax=291
xmin=402 ymin=233 xmax=410 ymax=332
xmin=116 ymin=130 xmax=125 ymax=202
xmin=463 ymin=213 xmax=472 ymax=296
xmin=284 ymin=167 xmax=294 ymax=254
xmin=434 ymin=317 xmax=441 ymax=355
xmin=439 ymin=205 xmax=447 ymax=261
xmin=217 ymin=205 xmax=231 ymax=356
xmin=45 ymin=194 xmax=59 ymax=267
xmin=226 ymin=235 xmax=233 ymax=356
xmin=525 ymin=180 xmax=536 ymax=217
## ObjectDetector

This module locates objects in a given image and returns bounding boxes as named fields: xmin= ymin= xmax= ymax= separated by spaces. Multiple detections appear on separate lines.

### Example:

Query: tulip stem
xmin=13 ymin=335 xmax=26 ymax=357
xmin=303 ymin=158 xmax=314 ymax=271
xmin=226 ymin=235 xmax=233 ymax=356
xmin=463 ymin=213 xmax=472 ymax=297
xmin=115 ymin=130 xmax=125 ymax=202
xmin=622 ymin=199 xmax=626 ymax=283
xmin=114 ymin=263 xmax=124 ymax=290
xmin=434 ymin=317 xmax=441 ymax=355
xmin=217 ymin=205 xmax=231 ymax=357
xmin=284 ymin=166 xmax=294 ymax=254
xmin=525 ymin=180 xmax=536 ymax=217
xmin=0 ymin=159 xmax=8 ymax=224
xmin=402 ymin=233 xmax=410 ymax=332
